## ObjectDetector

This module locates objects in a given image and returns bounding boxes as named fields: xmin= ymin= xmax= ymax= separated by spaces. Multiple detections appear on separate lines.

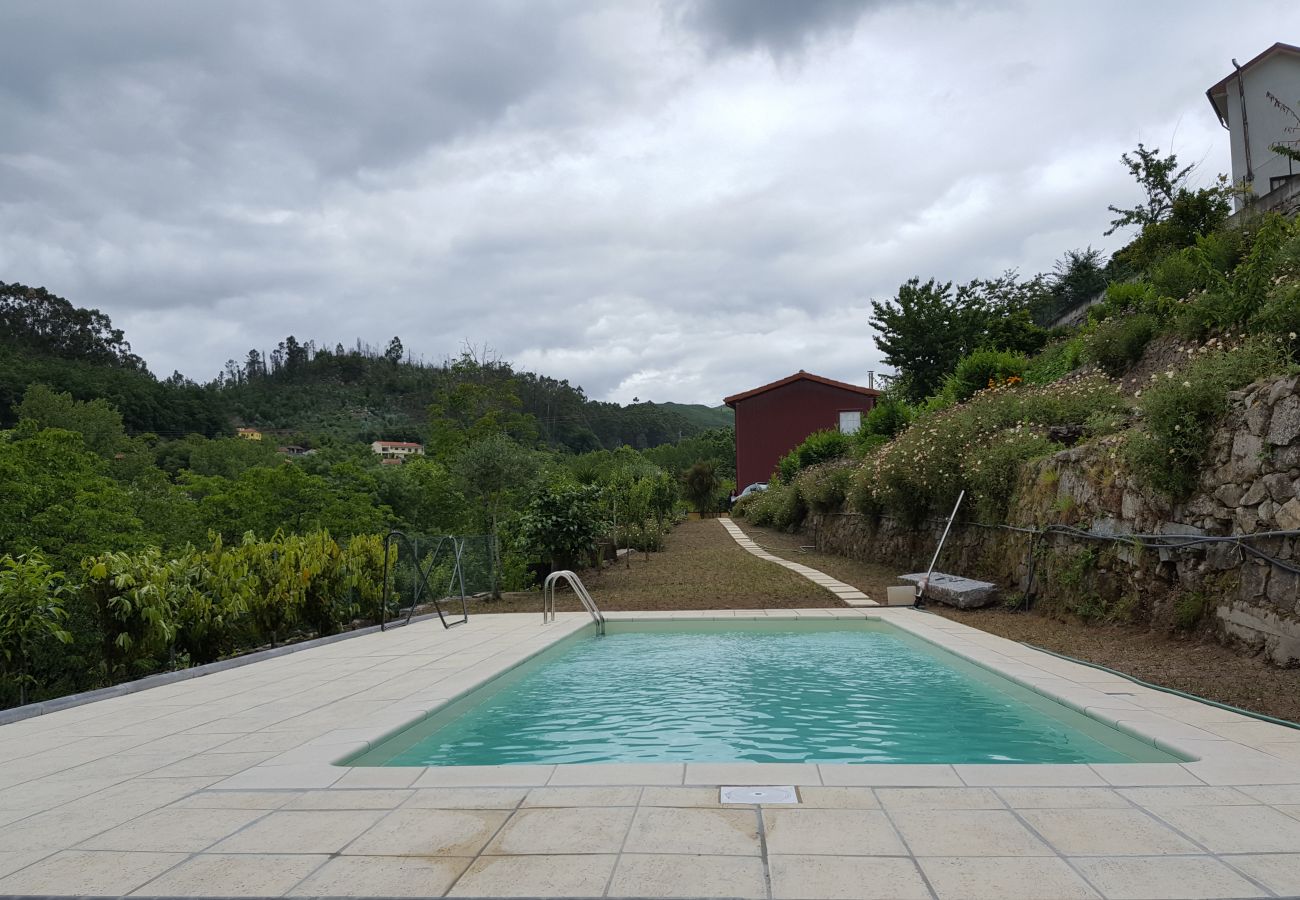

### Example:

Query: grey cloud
xmin=666 ymin=0 xmax=892 ymax=57
xmin=2 ymin=1 xmax=1297 ymax=404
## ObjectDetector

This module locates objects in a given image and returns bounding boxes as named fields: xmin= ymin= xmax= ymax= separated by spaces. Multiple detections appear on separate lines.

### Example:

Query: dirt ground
xmin=731 ymin=520 xmax=904 ymax=601
xmin=468 ymin=517 xmax=841 ymax=615
xmin=927 ymin=606 xmax=1300 ymax=723
xmin=468 ymin=516 xmax=1300 ymax=724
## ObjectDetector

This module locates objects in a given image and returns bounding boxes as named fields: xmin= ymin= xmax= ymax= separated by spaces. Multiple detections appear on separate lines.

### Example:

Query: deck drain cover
xmin=721 ymin=785 xmax=798 ymax=804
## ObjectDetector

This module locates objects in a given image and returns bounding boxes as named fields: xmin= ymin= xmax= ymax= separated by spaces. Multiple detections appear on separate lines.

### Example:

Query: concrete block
xmin=885 ymin=586 xmax=916 ymax=606
xmin=899 ymin=572 xmax=998 ymax=609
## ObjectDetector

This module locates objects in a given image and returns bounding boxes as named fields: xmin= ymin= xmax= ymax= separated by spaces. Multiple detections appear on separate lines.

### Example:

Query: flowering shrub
xmin=852 ymin=375 xmax=1125 ymax=525
xmin=943 ymin=348 xmax=1029 ymax=403
xmin=1128 ymin=338 xmax=1289 ymax=496
xmin=741 ymin=480 xmax=804 ymax=531
xmin=795 ymin=459 xmax=855 ymax=514
xmin=1083 ymin=314 xmax=1157 ymax=376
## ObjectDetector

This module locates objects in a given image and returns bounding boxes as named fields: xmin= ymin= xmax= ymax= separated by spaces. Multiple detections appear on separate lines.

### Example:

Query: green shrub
xmin=0 ymin=553 xmax=72 ymax=704
xmin=1128 ymin=338 xmax=1289 ymax=496
xmin=1176 ymin=214 xmax=1297 ymax=337
xmin=944 ymin=349 xmax=1029 ymax=403
xmin=1024 ymin=337 xmax=1085 ymax=385
xmin=795 ymin=460 xmax=854 ymax=514
xmin=1083 ymin=408 xmax=1129 ymax=438
xmin=743 ymin=480 xmax=804 ymax=530
xmin=1083 ymin=314 xmax=1157 ymax=376
xmin=860 ymin=398 xmax=913 ymax=439
xmin=1173 ymin=592 xmax=1208 ymax=630
xmin=1252 ymin=282 xmax=1300 ymax=359
xmin=517 ymin=482 xmax=605 ymax=569
xmin=1148 ymin=249 xmax=1207 ymax=302
xmin=776 ymin=428 xmax=854 ymax=482
xmin=1089 ymin=281 xmax=1153 ymax=323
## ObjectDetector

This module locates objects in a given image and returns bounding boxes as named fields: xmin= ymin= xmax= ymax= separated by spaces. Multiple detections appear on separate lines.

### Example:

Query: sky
xmin=2 ymin=1 xmax=1298 ymax=405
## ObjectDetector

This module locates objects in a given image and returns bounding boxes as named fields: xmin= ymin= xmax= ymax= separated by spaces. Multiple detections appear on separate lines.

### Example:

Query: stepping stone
xmin=717 ymin=520 xmax=878 ymax=607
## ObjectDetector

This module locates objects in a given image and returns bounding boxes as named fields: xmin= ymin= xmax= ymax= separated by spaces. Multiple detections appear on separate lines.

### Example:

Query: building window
xmin=838 ymin=410 xmax=861 ymax=434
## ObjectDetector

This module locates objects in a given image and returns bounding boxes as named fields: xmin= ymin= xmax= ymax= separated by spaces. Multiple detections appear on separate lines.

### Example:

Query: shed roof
xmin=1206 ymin=42 xmax=1300 ymax=126
xmin=723 ymin=371 xmax=880 ymax=407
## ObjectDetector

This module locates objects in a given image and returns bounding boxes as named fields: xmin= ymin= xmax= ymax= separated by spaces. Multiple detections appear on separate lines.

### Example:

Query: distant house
xmin=1206 ymin=42 xmax=1300 ymax=215
xmin=370 ymin=440 xmax=424 ymax=463
xmin=235 ymin=427 xmax=262 ymax=441
xmin=724 ymin=371 xmax=879 ymax=491
xmin=277 ymin=445 xmax=313 ymax=457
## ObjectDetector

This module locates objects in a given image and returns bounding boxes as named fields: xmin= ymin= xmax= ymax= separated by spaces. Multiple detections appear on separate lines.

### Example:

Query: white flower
xmin=1291 ymin=332 xmax=1298 ymax=340
xmin=1182 ymin=381 xmax=1191 ymax=387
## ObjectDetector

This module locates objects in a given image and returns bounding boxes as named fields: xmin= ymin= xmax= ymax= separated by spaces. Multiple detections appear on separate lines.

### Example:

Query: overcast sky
xmin=2 ymin=2 xmax=1298 ymax=404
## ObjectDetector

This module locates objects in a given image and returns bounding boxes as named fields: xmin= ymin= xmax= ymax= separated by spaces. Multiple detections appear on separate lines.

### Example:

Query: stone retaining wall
xmin=808 ymin=373 xmax=1300 ymax=665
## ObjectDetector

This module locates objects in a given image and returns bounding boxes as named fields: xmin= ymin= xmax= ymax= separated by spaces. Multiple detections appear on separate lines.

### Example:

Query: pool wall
xmin=345 ymin=619 xmax=1186 ymax=767
xmin=264 ymin=608 xmax=1236 ymax=780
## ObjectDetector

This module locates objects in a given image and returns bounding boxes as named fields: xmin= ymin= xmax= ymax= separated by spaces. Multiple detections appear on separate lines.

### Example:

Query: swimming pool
xmin=347 ymin=620 xmax=1182 ymax=766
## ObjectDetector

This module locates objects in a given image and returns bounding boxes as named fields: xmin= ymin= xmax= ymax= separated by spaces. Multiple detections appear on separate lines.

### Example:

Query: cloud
xmin=1 ymin=1 xmax=1297 ymax=404
xmin=665 ymin=0 xmax=882 ymax=58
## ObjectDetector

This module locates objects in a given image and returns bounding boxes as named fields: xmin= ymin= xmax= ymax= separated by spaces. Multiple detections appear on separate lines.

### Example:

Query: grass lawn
xmin=470 ymin=517 xmax=844 ymax=614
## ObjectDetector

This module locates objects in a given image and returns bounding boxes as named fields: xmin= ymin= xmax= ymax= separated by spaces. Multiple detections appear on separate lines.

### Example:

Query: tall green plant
xmin=0 ymin=553 xmax=72 ymax=704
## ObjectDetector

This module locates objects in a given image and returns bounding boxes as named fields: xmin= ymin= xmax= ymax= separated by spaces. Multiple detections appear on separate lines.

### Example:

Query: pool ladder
xmin=542 ymin=570 xmax=605 ymax=635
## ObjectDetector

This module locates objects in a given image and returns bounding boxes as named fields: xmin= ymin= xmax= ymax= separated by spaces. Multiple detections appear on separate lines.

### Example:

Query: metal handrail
xmin=541 ymin=570 xmax=605 ymax=635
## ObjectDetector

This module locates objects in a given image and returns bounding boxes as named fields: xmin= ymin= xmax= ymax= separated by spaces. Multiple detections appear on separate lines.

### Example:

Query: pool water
xmin=348 ymin=622 xmax=1181 ymax=766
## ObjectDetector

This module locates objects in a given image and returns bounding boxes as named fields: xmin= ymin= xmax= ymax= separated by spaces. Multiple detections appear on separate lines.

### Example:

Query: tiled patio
xmin=1 ymin=609 xmax=1299 ymax=898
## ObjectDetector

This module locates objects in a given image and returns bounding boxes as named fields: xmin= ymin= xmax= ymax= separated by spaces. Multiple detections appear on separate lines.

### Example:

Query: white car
xmin=731 ymin=482 xmax=767 ymax=506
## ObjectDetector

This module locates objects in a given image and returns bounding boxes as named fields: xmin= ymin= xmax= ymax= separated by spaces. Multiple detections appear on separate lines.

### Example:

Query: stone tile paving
xmin=0 ymin=610 xmax=1298 ymax=897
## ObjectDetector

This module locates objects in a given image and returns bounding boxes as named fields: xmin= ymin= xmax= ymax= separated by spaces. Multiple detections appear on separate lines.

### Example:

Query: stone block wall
xmin=808 ymin=374 xmax=1300 ymax=665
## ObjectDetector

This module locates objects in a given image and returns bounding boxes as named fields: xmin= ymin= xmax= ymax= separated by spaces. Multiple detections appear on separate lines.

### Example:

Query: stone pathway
xmin=720 ymin=517 xmax=876 ymax=606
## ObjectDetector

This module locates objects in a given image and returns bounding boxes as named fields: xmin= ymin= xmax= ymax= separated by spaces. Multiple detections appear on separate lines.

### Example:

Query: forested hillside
xmin=0 ymin=283 xmax=737 ymax=709
xmin=0 ymin=281 xmax=729 ymax=451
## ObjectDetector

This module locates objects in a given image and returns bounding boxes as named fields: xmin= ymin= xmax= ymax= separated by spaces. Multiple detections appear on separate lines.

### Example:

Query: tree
xmin=682 ymin=461 xmax=720 ymax=513
xmin=517 ymin=482 xmax=604 ymax=570
xmin=453 ymin=434 xmax=539 ymax=598
xmin=869 ymin=278 xmax=977 ymax=402
xmin=0 ymin=282 xmax=143 ymax=368
xmin=959 ymin=272 xmax=1050 ymax=356
xmin=1106 ymin=143 xmax=1232 ymax=272
xmin=1266 ymin=91 xmax=1300 ymax=166
xmin=15 ymin=384 xmax=127 ymax=456
xmin=1105 ymin=143 xmax=1195 ymax=235
xmin=183 ymin=464 xmax=391 ymax=540
xmin=0 ymin=553 xmax=71 ymax=704
xmin=0 ymin=428 xmax=147 ymax=569
xmin=428 ymin=379 xmax=538 ymax=459
xmin=384 ymin=336 xmax=404 ymax=365
xmin=1039 ymin=247 xmax=1109 ymax=324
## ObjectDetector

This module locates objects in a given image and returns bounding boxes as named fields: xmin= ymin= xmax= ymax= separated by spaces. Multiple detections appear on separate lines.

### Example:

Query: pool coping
xmin=210 ymin=608 xmax=1300 ymax=791
xmin=4 ymin=608 xmax=1300 ymax=899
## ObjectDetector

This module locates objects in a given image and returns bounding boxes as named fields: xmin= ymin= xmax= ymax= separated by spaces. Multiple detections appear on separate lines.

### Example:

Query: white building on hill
xmin=1207 ymin=42 xmax=1300 ymax=214
xmin=370 ymin=440 xmax=424 ymax=464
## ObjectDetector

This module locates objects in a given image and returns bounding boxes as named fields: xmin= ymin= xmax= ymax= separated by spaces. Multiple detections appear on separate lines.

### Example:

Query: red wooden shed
xmin=724 ymin=371 xmax=879 ymax=491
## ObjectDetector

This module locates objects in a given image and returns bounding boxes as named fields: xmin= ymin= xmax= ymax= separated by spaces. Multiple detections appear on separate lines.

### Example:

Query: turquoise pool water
xmin=349 ymin=621 xmax=1181 ymax=766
